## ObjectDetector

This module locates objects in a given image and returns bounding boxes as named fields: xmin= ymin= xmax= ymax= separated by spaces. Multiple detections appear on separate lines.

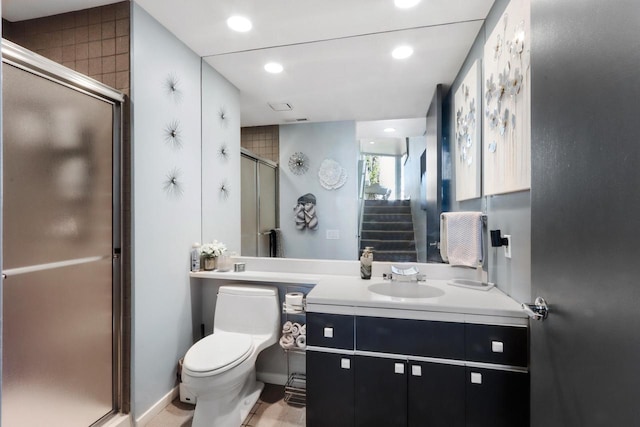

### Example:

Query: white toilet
xmin=180 ymin=285 xmax=280 ymax=427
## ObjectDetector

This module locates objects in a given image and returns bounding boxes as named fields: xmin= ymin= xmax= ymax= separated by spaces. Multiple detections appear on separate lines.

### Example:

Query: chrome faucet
xmin=383 ymin=265 xmax=426 ymax=282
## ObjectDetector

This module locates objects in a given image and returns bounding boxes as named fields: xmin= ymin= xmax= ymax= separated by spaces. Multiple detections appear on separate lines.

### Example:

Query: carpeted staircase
xmin=359 ymin=199 xmax=417 ymax=262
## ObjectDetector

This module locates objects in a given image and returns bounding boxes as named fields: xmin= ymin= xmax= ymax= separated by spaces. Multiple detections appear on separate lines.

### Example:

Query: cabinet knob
xmin=394 ymin=363 xmax=405 ymax=374
xmin=340 ymin=358 xmax=351 ymax=369
xmin=491 ymin=341 xmax=504 ymax=353
xmin=411 ymin=365 xmax=422 ymax=377
xmin=323 ymin=327 xmax=334 ymax=338
xmin=470 ymin=372 xmax=482 ymax=384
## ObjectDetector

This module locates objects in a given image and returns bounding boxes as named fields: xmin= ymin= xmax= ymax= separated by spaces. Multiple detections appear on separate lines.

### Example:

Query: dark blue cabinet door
xmin=466 ymin=368 xmax=529 ymax=427
xmin=307 ymin=351 xmax=354 ymax=427
xmin=408 ymin=362 xmax=465 ymax=427
xmin=355 ymin=356 xmax=407 ymax=427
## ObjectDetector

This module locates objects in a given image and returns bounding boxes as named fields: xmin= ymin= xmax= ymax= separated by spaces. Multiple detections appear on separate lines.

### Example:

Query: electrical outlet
xmin=504 ymin=235 xmax=512 ymax=258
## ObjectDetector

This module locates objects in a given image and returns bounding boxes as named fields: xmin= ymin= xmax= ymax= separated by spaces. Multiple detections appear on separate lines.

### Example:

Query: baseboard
xmin=135 ymin=386 xmax=179 ymax=427
xmin=257 ymin=372 xmax=288 ymax=386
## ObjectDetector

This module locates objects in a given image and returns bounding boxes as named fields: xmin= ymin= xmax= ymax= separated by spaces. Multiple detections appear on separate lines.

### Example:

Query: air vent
xmin=284 ymin=118 xmax=309 ymax=123
xmin=268 ymin=102 xmax=293 ymax=112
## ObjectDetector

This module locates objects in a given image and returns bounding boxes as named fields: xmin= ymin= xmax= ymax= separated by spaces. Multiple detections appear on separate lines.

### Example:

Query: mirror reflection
xmin=198 ymin=2 xmax=495 ymax=263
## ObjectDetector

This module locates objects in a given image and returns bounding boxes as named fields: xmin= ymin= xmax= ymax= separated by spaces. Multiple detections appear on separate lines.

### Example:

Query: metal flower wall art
xmin=288 ymin=152 xmax=309 ymax=175
xmin=483 ymin=1 xmax=531 ymax=196
xmin=163 ymin=167 xmax=183 ymax=197
xmin=164 ymin=119 xmax=182 ymax=148
xmin=454 ymin=60 xmax=481 ymax=201
xmin=164 ymin=72 xmax=182 ymax=104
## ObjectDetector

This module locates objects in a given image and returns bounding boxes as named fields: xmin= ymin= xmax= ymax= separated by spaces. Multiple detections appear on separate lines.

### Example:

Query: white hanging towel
xmin=440 ymin=212 xmax=484 ymax=268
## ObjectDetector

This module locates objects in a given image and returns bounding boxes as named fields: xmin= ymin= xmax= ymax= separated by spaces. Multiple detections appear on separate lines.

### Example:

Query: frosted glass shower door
xmin=241 ymin=154 xmax=278 ymax=257
xmin=2 ymin=62 xmax=116 ymax=426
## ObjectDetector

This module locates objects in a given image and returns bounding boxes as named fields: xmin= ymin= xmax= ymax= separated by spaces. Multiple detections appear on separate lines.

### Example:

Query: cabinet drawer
xmin=356 ymin=316 xmax=465 ymax=360
xmin=307 ymin=313 xmax=355 ymax=350
xmin=465 ymin=324 xmax=528 ymax=367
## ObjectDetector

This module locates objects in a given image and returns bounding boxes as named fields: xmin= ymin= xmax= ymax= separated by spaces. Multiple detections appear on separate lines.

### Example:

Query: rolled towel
xmin=282 ymin=321 xmax=293 ymax=334
xmin=280 ymin=334 xmax=295 ymax=350
xmin=300 ymin=324 xmax=306 ymax=336
xmin=304 ymin=203 xmax=316 ymax=217
xmin=291 ymin=322 xmax=302 ymax=337
xmin=295 ymin=334 xmax=307 ymax=350
xmin=307 ymin=216 xmax=319 ymax=230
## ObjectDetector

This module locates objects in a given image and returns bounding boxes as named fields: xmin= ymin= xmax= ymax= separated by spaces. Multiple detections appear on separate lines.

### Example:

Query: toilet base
xmin=239 ymin=380 xmax=264 ymax=423
xmin=189 ymin=376 xmax=265 ymax=427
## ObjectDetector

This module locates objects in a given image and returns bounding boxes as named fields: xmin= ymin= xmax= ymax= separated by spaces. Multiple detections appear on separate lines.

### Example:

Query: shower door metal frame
xmin=241 ymin=149 xmax=279 ymax=257
xmin=1 ymin=39 xmax=126 ymax=421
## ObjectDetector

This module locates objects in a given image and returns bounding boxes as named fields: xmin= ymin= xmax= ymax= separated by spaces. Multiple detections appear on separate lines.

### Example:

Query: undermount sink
xmin=368 ymin=282 xmax=445 ymax=299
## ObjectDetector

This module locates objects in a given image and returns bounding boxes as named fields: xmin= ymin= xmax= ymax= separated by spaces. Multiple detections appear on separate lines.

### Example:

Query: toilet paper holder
xmin=283 ymin=292 xmax=306 ymax=314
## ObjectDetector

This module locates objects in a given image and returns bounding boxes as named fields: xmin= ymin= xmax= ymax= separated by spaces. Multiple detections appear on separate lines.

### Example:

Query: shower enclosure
xmin=241 ymin=149 xmax=278 ymax=257
xmin=1 ymin=40 xmax=124 ymax=426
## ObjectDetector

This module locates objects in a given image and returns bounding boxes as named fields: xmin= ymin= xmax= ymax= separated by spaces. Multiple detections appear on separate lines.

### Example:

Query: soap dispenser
xmin=360 ymin=246 xmax=373 ymax=279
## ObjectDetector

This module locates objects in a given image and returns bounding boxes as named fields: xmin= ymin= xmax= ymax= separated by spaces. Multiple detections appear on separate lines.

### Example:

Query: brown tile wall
xmin=3 ymin=1 xmax=132 ymax=414
xmin=241 ymin=125 xmax=280 ymax=163
xmin=3 ymin=1 xmax=130 ymax=96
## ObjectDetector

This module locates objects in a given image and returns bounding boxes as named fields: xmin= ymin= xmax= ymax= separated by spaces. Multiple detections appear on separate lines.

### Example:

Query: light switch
xmin=394 ymin=363 xmax=405 ymax=374
xmin=411 ymin=365 xmax=422 ymax=376
xmin=471 ymin=372 xmax=482 ymax=384
xmin=340 ymin=358 xmax=350 ymax=369
xmin=323 ymin=327 xmax=333 ymax=338
xmin=491 ymin=341 xmax=504 ymax=353
xmin=326 ymin=229 xmax=340 ymax=240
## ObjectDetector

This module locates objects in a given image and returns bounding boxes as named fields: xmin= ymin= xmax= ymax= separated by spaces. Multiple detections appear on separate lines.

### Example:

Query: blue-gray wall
xmin=279 ymin=121 xmax=358 ymax=260
xmin=131 ymin=3 xmax=240 ymax=418
xmin=444 ymin=0 xmax=531 ymax=303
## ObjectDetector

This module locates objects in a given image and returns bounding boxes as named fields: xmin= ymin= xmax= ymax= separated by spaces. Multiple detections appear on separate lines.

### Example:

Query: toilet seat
xmin=183 ymin=332 xmax=253 ymax=377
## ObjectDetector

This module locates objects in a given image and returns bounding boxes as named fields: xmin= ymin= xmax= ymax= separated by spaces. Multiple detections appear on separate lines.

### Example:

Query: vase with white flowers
xmin=200 ymin=240 xmax=227 ymax=270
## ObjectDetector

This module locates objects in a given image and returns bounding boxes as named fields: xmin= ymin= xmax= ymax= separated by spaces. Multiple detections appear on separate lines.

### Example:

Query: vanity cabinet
xmin=408 ymin=361 xmax=466 ymax=427
xmin=354 ymin=356 xmax=407 ymax=427
xmin=306 ymin=351 xmax=354 ymax=427
xmin=307 ymin=313 xmax=529 ymax=427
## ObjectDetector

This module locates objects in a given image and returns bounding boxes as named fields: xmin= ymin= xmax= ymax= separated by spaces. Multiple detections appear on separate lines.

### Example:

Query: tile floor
xmin=146 ymin=384 xmax=306 ymax=427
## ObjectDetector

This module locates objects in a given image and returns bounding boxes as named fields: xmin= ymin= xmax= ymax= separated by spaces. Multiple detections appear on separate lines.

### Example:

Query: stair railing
xmin=357 ymin=158 xmax=369 ymax=256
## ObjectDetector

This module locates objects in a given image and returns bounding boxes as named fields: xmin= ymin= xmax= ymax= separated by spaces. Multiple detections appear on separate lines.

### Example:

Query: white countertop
xmin=190 ymin=262 xmax=528 ymax=326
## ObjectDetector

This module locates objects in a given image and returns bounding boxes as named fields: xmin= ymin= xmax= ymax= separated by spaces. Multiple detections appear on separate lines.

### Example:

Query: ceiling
xmin=2 ymin=0 xmax=495 ymax=141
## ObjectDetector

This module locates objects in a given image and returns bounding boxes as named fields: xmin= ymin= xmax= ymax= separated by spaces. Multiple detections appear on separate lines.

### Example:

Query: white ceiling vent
xmin=268 ymin=102 xmax=293 ymax=112
xmin=284 ymin=118 xmax=309 ymax=122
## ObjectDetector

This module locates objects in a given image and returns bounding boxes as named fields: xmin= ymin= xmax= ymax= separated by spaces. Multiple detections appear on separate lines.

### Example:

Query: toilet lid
xmin=183 ymin=332 xmax=253 ymax=376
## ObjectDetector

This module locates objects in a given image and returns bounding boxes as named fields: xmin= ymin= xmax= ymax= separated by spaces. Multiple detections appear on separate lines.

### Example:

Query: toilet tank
xmin=214 ymin=285 xmax=279 ymax=336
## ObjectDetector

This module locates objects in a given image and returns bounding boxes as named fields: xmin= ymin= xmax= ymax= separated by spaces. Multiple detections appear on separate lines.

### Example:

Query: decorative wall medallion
xmin=318 ymin=158 xmax=347 ymax=190
xmin=218 ymin=143 xmax=229 ymax=161
xmin=219 ymin=106 xmax=228 ymax=128
xmin=163 ymin=167 xmax=183 ymax=197
xmin=219 ymin=180 xmax=230 ymax=200
xmin=288 ymin=152 xmax=309 ymax=175
xmin=164 ymin=120 xmax=182 ymax=148
xmin=164 ymin=72 xmax=182 ymax=103
xmin=483 ymin=0 xmax=531 ymax=196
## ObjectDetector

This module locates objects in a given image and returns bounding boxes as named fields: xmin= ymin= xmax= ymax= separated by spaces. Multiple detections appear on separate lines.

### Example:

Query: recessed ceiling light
xmin=384 ymin=127 xmax=396 ymax=133
xmin=394 ymin=0 xmax=421 ymax=8
xmin=370 ymin=141 xmax=376 ymax=144
xmin=264 ymin=62 xmax=284 ymax=74
xmin=227 ymin=15 xmax=252 ymax=32
xmin=392 ymin=45 xmax=413 ymax=59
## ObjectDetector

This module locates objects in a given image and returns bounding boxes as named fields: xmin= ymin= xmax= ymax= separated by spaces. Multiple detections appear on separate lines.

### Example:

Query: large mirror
xmin=197 ymin=1 xmax=496 ymax=262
